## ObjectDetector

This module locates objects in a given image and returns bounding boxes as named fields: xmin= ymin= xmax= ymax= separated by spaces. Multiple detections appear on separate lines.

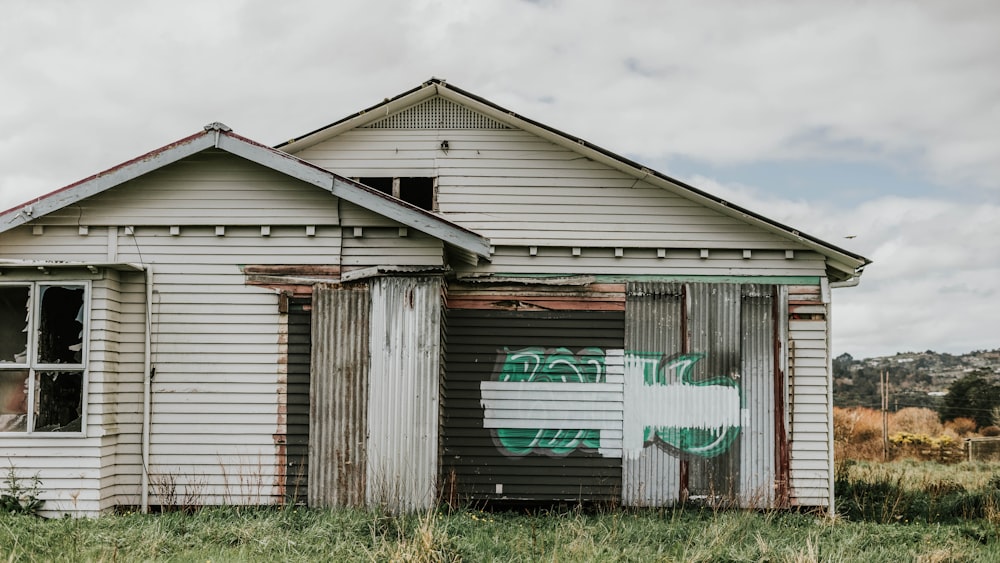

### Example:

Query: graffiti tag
xmin=480 ymin=347 xmax=744 ymax=459
xmin=487 ymin=346 xmax=607 ymax=455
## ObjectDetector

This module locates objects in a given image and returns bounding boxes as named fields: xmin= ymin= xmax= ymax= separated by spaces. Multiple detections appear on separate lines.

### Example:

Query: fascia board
xmin=216 ymin=134 xmax=333 ymax=190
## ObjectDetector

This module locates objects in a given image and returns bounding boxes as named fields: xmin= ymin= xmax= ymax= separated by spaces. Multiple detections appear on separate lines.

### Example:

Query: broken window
xmin=0 ymin=370 xmax=28 ymax=432
xmin=0 ymin=286 xmax=29 ymax=364
xmin=0 ymin=282 xmax=87 ymax=434
xmin=358 ymin=177 xmax=437 ymax=211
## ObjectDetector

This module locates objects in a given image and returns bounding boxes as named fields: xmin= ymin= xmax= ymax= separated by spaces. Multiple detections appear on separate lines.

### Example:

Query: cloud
xmin=2 ymin=0 xmax=999 ymax=210
xmin=687 ymin=174 xmax=1000 ymax=359
xmin=1 ymin=0 xmax=996 ymax=360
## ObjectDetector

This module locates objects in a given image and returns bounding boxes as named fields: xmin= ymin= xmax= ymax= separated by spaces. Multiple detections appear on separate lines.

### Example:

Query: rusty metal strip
xmin=773 ymin=285 xmax=790 ymax=508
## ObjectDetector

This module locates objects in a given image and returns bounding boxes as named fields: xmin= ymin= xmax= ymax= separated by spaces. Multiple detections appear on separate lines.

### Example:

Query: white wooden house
xmin=0 ymin=79 xmax=868 ymax=516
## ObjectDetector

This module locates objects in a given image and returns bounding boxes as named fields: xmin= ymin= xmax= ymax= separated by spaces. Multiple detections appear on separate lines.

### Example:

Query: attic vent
xmin=363 ymin=97 xmax=511 ymax=130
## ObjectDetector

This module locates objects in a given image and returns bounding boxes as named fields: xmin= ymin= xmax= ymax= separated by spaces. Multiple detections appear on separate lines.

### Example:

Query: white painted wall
xmin=788 ymin=316 xmax=832 ymax=507
xmin=294 ymin=126 xmax=811 ymax=255
xmin=0 ymin=149 xmax=442 ymax=514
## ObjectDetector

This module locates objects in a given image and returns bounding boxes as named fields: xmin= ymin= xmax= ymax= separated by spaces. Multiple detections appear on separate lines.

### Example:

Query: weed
xmin=0 ymin=463 xmax=44 ymax=516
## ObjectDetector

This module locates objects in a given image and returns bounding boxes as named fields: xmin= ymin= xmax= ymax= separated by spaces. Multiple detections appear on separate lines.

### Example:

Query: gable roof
xmin=278 ymin=78 xmax=871 ymax=282
xmin=0 ymin=122 xmax=491 ymax=260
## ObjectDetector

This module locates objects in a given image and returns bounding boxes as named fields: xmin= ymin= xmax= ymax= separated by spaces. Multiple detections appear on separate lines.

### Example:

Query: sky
xmin=1 ymin=0 xmax=997 ymax=360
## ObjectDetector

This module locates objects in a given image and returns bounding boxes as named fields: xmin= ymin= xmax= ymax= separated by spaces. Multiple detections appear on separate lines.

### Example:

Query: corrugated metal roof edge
xmin=0 ymin=123 xmax=491 ymax=261
xmin=277 ymin=78 xmax=871 ymax=279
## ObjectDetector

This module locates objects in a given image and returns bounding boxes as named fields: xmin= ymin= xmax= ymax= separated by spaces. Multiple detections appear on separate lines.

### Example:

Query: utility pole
xmin=881 ymin=368 xmax=890 ymax=461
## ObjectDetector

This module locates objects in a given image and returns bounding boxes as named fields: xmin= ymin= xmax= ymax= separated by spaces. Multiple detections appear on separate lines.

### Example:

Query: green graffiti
xmin=632 ymin=353 xmax=742 ymax=458
xmin=496 ymin=346 xmax=607 ymax=383
xmin=486 ymin=348 xmax=743 ymax=459
xmin=491 ymin=347 xmax=605 ymax=456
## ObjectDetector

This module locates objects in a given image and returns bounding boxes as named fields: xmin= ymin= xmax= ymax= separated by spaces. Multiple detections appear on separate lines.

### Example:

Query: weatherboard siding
xmin=294 ymin=127 xmax=810 ymax=252
xmin=115 ymin=241 xmax=285 ymax=507
xmin=0 ymin=221 xmax=349 ymax=511
xmin=788 ymin=317 xmax=831 ymax=507
xmin=92 ymin=270 xmax=142 ymax=512
xmin=36 ymin=150 xmax=342 ymax=227
xmin=0 ymin=269 xmax=138 ymax=517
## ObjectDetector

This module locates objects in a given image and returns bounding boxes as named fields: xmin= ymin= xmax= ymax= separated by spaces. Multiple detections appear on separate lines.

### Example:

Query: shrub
xmin=834 ymin=407 xmax=885 ymax=461
xmin=889 ymin=432 xmax=964 ymax=463
xmin=891 ymin=407 xmax=942 ymax=436
xmin=945 ymin=417 xmax=978 ymax=437
xmin=980 ymin=425 xmax=1000 ymax=437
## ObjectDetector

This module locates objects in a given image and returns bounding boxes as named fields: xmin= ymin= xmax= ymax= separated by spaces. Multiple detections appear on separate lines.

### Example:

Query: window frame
xmin=0 ymin=280 xmax=90 ymax=436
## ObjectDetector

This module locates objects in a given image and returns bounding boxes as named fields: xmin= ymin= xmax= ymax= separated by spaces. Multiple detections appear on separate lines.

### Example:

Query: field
xmin=4 ymin=406 xmax=1000 ymax=561
xmin=3 ymin=470 xmax=1000 ymax=563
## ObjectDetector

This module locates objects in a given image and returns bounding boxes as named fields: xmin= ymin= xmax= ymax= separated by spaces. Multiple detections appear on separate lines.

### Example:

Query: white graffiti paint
xmin=480 ymin=381 xmax=624 ymax=457
xmin=621 ymin=354 xmax=741 ymax=459
xmin=480 ymin=349 xmax=745 ymax=459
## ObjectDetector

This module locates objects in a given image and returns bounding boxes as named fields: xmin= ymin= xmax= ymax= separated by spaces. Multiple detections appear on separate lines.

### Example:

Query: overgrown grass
xmin=2 ymin=459 xmax=1000 ymax=561
xmin=837 ymin=459 xmax=1000 ymax=527
xmin=1 ymin=502 xmax=1000 ymax=562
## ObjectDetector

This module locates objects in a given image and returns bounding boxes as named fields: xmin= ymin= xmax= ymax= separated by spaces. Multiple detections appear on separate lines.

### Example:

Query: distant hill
xmin=832 ymin=349 xmax=1000 ymax=411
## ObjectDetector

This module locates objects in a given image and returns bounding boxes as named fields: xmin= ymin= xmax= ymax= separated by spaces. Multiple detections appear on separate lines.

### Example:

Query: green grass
xmin=1 ymin=503 xmax=999 ymax=562
xmin=842 ymin=459 xmax=1000 ymax=490
xmin=837 ymin=459 xmax=1000 ymax=524
xmin=3 ymin=460 xmax=1000 ymax=562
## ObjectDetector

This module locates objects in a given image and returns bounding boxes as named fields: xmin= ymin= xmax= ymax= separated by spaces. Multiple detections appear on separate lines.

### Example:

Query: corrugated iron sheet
xmin=623 ymin=282 xmax=684 ymax=506
xmin=366 ymin=276 xmax=442 ymax=511
xmin=738 ymin=284 xmax=779 ymax=507
xmin=686 ymin=283 xmax=742 ymax=501
xmin=621 ymin=282 xmax=784 ymax=508
xmin=308 ymin=284 xmax=369 ymax=508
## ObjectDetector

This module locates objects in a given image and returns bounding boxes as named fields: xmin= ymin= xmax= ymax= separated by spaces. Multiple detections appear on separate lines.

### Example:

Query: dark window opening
xmin=0 ymin=286 xmax=29 ymax=364
xmin=358 ymin=177 xmax=393 ymax=195
xmin=357 ymin=177 xmax=436 ymax=212
xmin=37 ymin=286 xmax=85 ymax=365
xmin=399 ymin=177 xmax=435 ymax=211
xmin=34 ymin=371 xmax=83 ymax=432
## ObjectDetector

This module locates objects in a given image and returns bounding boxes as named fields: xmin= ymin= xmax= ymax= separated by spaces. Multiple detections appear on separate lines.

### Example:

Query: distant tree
xmin=833 ymin=353 xmax=854 ymax=378
xmin=938 ymin=371 xmax=1000 ymax=428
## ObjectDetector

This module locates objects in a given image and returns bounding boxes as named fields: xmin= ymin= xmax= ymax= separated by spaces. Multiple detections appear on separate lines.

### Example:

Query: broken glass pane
xmin=33 ymin=371 xmax=83 ymax=432
xmin=36 ymin=285 xmax=85 ymax=365
xmin=0 ymin=285 xmax=30 ymax=364
xmin=0 ymin=369 xmax=29 ymax=432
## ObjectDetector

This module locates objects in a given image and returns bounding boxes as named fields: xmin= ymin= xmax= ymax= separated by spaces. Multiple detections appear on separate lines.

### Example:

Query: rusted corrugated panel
xmin=623 ymin=282 xmax=684 ymax=506
xmin=366 ymin=276 xmax=442 ymax=511
xmin=686 ymin=283 xmax=743 ymax=501
xmin=308 ymin=284 xmax=369 ymax=508
xmin=738 ymin=284 xmax=778 ymax=507
xmin=442 ymin=310 xmax=624 ymax=503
